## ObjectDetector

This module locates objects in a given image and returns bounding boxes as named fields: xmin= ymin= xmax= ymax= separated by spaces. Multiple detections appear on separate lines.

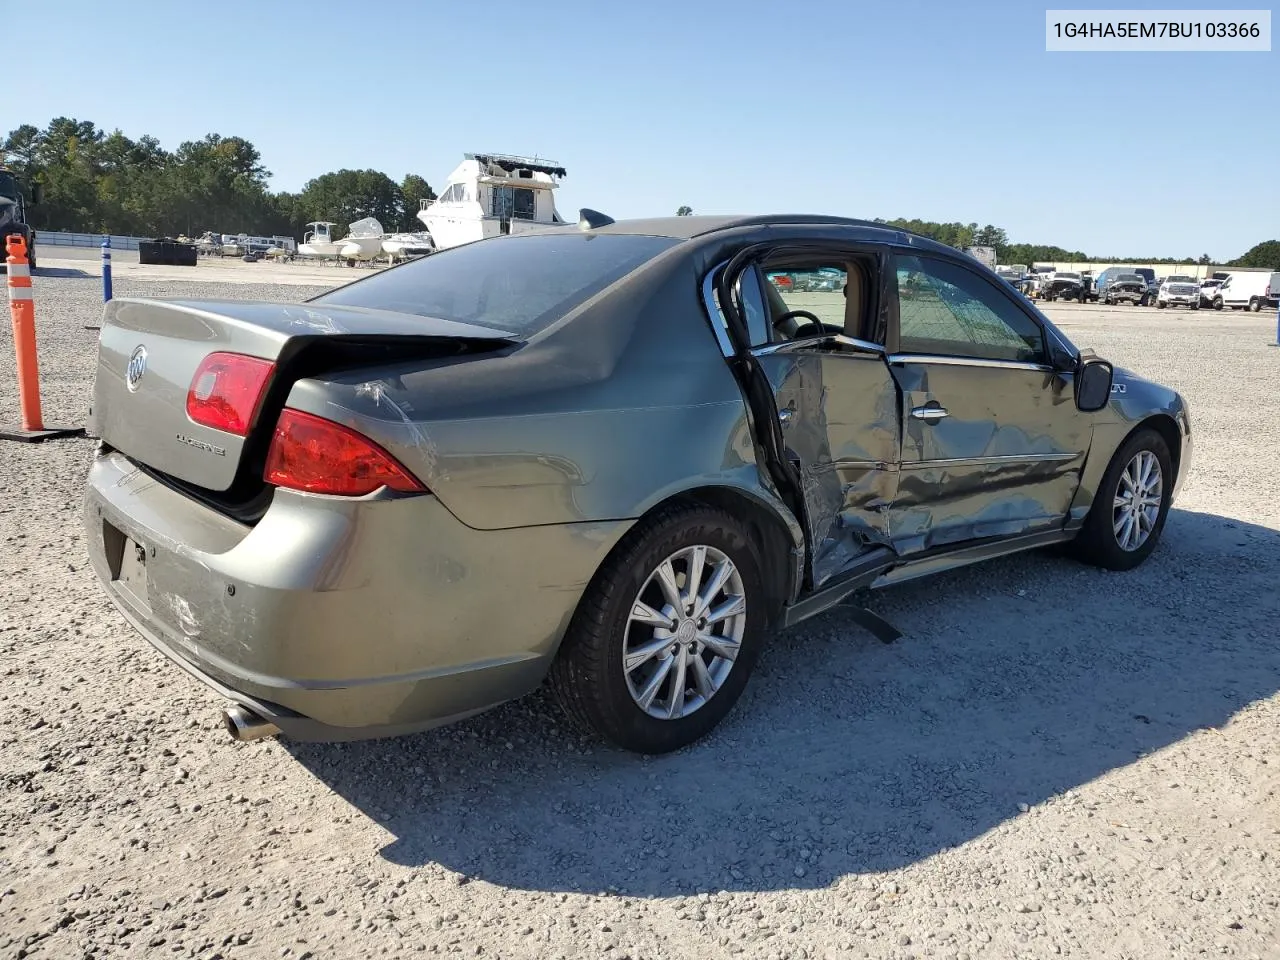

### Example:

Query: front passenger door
xmin=886 ymin=253 xmax=1090 ymax=555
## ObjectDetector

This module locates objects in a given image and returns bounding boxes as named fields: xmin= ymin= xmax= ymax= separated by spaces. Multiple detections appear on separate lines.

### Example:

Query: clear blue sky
xmin=20 ymin=0 xmax=1278 ymax=259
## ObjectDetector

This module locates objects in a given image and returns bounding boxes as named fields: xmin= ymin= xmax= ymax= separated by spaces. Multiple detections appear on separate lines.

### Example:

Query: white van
xmin=1211 ymin=271 xmax=1280 ymax=312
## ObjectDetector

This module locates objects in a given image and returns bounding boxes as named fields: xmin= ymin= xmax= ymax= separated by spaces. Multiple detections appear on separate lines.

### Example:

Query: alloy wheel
xmin=1112 ymin=450 xmax=1163 ymax=552
xmin=623 ymin=544 xmax=747 ymax=720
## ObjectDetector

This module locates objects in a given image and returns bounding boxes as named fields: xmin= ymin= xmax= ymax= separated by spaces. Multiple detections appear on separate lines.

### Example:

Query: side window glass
xmin=737 ymin=269 xmax=772 ymax=347
xmin=895 ymin=254 xmax=1046 ymax=363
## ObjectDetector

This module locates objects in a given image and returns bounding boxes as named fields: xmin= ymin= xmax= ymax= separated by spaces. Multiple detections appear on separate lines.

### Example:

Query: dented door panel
xmin=887 ymin=360 xmax=1088 ymax=554
xmin=752 ymin=350 xmax=900 ymax=587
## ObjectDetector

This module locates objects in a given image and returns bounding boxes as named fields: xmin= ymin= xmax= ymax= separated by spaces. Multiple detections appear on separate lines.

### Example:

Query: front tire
xmin=1071 ymin=428 xmax=1173 ymax=571
xmin=1249 ymin=298 xmax=1261 ymax=312
xmin=1213 ymin=297 xmax=1224 ymax=310
xmin=549 ymin=502 xmax=767 ymax=753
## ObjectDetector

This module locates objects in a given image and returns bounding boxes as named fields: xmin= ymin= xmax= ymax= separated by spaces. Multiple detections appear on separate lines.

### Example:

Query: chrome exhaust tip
xmin=221 ymin=704 xmax=281 ymax=742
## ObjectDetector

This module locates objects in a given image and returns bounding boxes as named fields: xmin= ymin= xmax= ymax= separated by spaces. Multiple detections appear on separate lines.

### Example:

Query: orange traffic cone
xmin=2 ymin=234 xmax=84 ymax=442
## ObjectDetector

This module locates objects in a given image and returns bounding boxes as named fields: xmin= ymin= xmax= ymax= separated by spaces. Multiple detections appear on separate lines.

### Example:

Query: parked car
xmin=1103 ymin=273 xmax=1150 ymax=306
xmin=82 ymin=213 xmax=1193 ymax=754
xmin=1022 ymin=268 xmax=1055 ymax=298
xmin=1094 ymin=267 xmax=1135 ymax=302
xmin=796 ymin=266 xmax=845 ymax=292
xmin=1198 ymin=277 xmax=1225 ymax=307
xmin=998 ymin=274 xmax=1030 ymax=299
xmin=1132 ymin=267 xmax=1158 ymax=305
xmin=995 ymin=265 xmax=1026 ymax=287
xmin=1156 ymin=276 xmax=1201 ymax=310
xmin=1040 ymin=271 xmax=1085 ymax=301
xmin=1210 ymin=270 xmax=1280 ymax=311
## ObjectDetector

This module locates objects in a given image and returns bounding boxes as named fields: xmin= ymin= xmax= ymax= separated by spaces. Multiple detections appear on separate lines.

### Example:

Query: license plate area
xmin=103 ymin=520 xmax=150 ymax=610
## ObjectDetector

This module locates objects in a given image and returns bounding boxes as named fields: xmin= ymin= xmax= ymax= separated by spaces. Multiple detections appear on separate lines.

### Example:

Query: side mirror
xmin=1075 ymin=356 xmax=1114 ymax=412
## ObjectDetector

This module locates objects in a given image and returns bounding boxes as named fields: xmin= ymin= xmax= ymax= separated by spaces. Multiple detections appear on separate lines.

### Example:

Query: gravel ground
xmin=1 ymin=279 xmax=1277 ymax=960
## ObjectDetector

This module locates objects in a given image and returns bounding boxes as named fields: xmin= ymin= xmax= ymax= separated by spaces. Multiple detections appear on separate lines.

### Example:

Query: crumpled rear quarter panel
xmin=282 ymin=250 xmax=771 ymax=531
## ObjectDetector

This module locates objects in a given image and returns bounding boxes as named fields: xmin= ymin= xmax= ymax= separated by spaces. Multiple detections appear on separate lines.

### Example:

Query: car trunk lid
xmin=89 ymin=297 xmax=516 ymax=493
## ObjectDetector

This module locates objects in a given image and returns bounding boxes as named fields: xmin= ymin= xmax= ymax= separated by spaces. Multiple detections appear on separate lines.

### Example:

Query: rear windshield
xmin=311 ymin=233 xmax=680 ymax=336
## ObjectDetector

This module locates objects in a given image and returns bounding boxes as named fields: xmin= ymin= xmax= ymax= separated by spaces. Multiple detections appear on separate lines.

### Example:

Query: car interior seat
xmin=765 ymin=260 xmax=871 ymax=342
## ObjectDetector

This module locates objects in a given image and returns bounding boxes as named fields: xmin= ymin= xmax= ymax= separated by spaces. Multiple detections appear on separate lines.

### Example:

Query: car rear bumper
xmin=83 ymin=448 xmax=624 ymax=740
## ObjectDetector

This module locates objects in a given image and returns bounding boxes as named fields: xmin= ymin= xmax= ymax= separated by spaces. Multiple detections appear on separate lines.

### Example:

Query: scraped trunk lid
xmin=88 ymin=297 xmax=515 ymax=492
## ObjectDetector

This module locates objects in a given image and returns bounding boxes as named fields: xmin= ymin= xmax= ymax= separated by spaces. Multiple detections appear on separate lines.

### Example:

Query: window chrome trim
xmin=1042 ymin=322 xmax=1079 ymax=365
xmin=832 ymin=459 xmax=890 ymax=470
xmin=887 ymin=353 xmax=1054 ymax=373
xmin=752 ymin=333 xmax=886 ymax=359
xmin=700 ymin=263 xmax=736 ymax=358
xmin=902 ymin=452 xmax=1078 ymax=470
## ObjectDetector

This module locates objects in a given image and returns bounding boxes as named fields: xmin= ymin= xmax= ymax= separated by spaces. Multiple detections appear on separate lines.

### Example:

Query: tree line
xmin=6 ymin=118 xmax=1276 ymax=267
xmin=876 ymin=218 xmax=1276 ymax=268
xmin=2 ymin=118 xmax=436 ymax=241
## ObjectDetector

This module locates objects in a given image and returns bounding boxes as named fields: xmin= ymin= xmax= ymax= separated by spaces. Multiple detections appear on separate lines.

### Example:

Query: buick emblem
xmin=125 ymin=345 xmax=148 ymax=392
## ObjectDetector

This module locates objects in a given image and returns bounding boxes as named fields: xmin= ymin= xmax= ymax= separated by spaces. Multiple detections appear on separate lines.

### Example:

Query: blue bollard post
xmin=101 ymin=236 xmax=112 ymax=302
xmin=1274 ymin=300 xmax=1279 ymax=346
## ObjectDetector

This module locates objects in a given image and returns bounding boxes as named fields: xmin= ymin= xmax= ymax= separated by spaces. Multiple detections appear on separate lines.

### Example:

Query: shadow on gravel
xmin=288 ymin=508 xmax=1280 ymax=896
xmin=31 ymin=267 xmax=95 ymax=279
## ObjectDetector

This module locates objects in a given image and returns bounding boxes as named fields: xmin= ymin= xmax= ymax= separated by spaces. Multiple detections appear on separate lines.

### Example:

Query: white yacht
xmin=416 ymin=153 xmax=567 ymax=251
xmin=298 ymin=221 xmax=341 ymax=259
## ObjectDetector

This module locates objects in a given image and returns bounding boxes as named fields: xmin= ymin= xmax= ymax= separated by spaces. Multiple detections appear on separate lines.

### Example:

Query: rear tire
xmin=1071 ymin=428 xmax=1173 ymax=572
xmin=549 ymin=502 xmax=767 ymax=754
xmin=1249 ymin=298 xmax=1261 ymax=312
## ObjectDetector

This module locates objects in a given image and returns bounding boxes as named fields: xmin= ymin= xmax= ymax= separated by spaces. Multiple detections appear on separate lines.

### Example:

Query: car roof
xmin=529 ymin=212 xmax=940 ymax=246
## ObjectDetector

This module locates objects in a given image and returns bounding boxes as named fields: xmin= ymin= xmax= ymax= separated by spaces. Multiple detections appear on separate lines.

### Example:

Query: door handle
xmin=910 ymin=404 xmax=949 ymax=423
xmin=778 ymin=405 xmax=796 ymax=425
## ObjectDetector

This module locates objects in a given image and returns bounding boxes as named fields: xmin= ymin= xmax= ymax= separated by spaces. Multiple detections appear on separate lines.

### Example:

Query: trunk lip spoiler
xmin=102 ymin=296 xmax=522 ymax=345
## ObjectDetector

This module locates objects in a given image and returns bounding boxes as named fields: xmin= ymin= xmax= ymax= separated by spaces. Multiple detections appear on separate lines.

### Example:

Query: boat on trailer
xmin=337 ymin=217 xmax=386 ymax=262
xmin=298 ymin=221 xmax=342 ymax=259
xmin=381 ymin=231 xmax=436 ymax=260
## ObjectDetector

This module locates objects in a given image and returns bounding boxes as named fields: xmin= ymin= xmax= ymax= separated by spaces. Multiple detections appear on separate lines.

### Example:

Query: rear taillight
xmin=264 ymin=408 xmax=427 ymax=496
xmin=186 ymin=353 xmax=275 ymax=436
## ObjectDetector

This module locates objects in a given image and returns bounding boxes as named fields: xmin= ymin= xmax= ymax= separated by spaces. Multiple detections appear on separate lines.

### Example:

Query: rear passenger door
xmin=728 ymin=246 xmax=902 ymax=589
xmin=885 ymin=252 xmax=1089 ymax=555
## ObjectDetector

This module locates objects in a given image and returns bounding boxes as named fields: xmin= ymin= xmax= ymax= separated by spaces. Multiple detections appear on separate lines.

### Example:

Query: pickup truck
xmin=1102 ymin=273 xmax=1149 ymax=306
xmin=1155 ymin=276 xmax=1201 ymax=310
xmin=1039 ymin=271 xmax=1085 ymax=301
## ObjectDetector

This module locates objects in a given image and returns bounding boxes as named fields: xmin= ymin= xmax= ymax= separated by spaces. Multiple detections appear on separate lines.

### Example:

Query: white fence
xmin=34 ymin=231 xmax=146 ymax=251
